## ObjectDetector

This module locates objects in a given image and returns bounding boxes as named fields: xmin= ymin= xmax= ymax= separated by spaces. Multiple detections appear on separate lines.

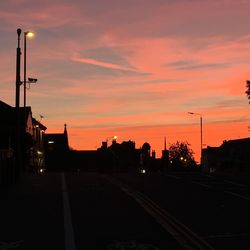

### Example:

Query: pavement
xmin=0 ymin=172 xmax=64 ymax=250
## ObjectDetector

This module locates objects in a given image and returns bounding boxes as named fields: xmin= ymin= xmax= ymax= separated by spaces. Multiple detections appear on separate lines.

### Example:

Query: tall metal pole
xmin=200 ymin=115 xmax=203 ymax=165
xmin=188 ymin=112 xmax=203 ymax=165
xmin=15 ymin=28 xmax=21 ymax=108
xmin=24 ymin=32 xmax=27 ymax=107
xmin=15 ymin=28 xmax=22 ymax=182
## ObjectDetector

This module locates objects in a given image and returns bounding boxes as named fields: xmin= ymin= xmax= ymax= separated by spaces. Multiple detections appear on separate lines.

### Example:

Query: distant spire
xmin=164 ymin=136 xmax=167 ymax=150
xmin=64 ymin=123 xmax=69 ymax=150
xmin=64 ymin=123 xmax=67 ymax=135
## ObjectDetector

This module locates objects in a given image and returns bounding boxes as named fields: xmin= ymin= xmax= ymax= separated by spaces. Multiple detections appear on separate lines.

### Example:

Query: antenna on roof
xmin=39 ymin=114 xmax=44 ymax=122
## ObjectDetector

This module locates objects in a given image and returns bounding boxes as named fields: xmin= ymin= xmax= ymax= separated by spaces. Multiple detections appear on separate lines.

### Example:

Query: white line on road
xmin=121 ymin=187 xmax=214 ymax=250
xmin=204 ymin=232 xmax=250 ymax=239
xmin=224 ymin=180 xmax=248 ymax=188
xmin=225 ymin=191 xmax=250 ymax=201
xmin=0 ymin=240 xmax=24 ymax=249
xmin=192 ymin=181 xmax=212 ymax=189
xmin=61 ymin=173 xmax=76 ymax=250
xmin=105 ymin=176 xmax=214 ymax=250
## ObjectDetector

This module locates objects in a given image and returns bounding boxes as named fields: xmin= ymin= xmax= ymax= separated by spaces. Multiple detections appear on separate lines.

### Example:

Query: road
xmin=0 ymin=171 xmax=250 ymax=250
xmin=114 ymin=171 xmax=250 ymax=250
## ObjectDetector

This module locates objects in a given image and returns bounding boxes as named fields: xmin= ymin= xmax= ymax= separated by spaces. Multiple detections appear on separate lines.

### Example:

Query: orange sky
xmin=0 ymin=0 xmax=250 ymax=162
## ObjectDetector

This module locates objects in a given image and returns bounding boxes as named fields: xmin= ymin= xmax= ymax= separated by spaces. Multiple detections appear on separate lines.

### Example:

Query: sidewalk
xmin=0 ymin=172 xmax=64 ymax=250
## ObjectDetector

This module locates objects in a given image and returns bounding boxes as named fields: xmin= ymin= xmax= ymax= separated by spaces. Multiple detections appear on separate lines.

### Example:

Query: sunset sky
xmin=1 ymin=0 xmax=250 ymax=161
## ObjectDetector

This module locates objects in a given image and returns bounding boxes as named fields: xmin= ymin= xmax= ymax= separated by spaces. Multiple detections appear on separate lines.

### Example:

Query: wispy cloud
xmin=71 ymin=53 xmax=138 ymax=72
xmin=167 ymin=60 xmax=230 ymax=70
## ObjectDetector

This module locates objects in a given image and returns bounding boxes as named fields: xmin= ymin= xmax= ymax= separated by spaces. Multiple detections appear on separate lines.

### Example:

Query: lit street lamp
xmin=14 ymin=29 xmax=37 ymax=181
xmin=188 ymin=112 xmax=203 ymax=164
xmin=23 ymin=31 xmax=36 ymax=107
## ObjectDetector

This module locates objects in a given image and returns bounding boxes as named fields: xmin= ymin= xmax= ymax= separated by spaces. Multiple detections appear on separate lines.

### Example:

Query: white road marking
xmin=123 ymin=187 xmax=214 ymax=250
xmin=106 ymin=240 xmax=159 ymax=250
xmin=0 ymin=240 xmax=23 ymax=250
xmin=106 ymin=176 xmax=214 ymax=250
xmin=204 ymin=232 xmax=250 ymax=239
xmin=224 ymin=180 xmax=248 ymax=188
xmin=192 ymin=181 xmax=212 ymax=189
xmin=61 ymin=173 xmax=76 ymax=250
xmin=225 ymin=191 xmax=250 ymax=201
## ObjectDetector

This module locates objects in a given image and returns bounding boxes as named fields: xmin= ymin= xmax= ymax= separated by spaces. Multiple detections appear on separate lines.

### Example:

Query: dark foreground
xmin=1 ymin=171 xmax=250 ymax=250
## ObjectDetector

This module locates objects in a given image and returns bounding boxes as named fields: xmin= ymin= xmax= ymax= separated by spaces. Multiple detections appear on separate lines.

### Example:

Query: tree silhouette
xmin=246 ymin=80 xmax=250 ymax=104
xmin=168 ymin=141 xmax=196 ymax=168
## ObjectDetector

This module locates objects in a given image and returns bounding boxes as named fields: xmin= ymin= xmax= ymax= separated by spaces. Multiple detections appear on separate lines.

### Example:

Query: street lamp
xmin=23 ymin=31 xmax=36 ymax=107
xmin=14 ymin=28 xmax=22 ymax=182
xmin=15 ymin=28 xmax=22 ymax=108
xmin=188 ymin=112 xmax=203 ymax=164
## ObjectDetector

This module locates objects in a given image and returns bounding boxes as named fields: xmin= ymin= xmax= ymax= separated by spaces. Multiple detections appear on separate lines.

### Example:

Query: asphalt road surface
xmin=114 ymin=171 xmax=250 ymax=250
xmin=0 ymin=171 xmax=250 ymax=250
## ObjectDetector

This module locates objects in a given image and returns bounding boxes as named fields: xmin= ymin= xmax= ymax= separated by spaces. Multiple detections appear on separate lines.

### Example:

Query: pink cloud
xmin=71 ymin=53 xmax=137 ymax=72
xmin=1 ymin=0 xmax=250 ymax=163
xmin=0 ymin=2 xmax=93 ymax=30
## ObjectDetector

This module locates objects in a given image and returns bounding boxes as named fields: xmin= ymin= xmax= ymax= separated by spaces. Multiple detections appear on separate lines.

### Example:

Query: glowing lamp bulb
xmin=26 ymin=32 xmax=34 ymax=38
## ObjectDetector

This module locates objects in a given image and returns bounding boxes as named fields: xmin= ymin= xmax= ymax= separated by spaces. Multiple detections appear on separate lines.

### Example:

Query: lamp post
xmin=22 ymin=31 xmax=36 ymax=172
xmin=188 ymin=112 xmax=203 ymax=164
xmin=15 ymin=29 xmax=22 ymax=108
xmin=23 ymin=31 xmax=35 ymax=107
xmin=15 ymin=28 xmax=22 ymax=182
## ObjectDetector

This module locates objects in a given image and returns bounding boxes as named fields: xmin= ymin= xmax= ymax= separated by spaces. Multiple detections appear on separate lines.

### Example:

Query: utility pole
xmin=15 ymin=28 xmax=21 ymax=108
xmin=200 ymin=115 xmax=203 ymax=165
xmin=15 ymin=28 xmax=22 ymax=182
xmin=188 ymin=112 xmax=203 ymax=165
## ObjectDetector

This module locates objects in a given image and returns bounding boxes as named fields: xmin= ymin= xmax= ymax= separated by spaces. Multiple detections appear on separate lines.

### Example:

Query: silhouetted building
xmin=101 ymin=141 xmax=108 ymax=149
xmin=0 ymin=101 xmax=15 ymax=185
xmin=0 ymin=101 xmax=15 ymax=151
xmin=43 ymin=124 xmax=70 ymax=170
xmin=161 ymin=136 xmax=169 ymax=169
xmin=0 ymin=101 xmax=39 ymax=155
xmin=202 ymin=137 xmax=250 ymax=173
xmin=139 ymin=142 xmax=151 ymax=171
xmin=0 ymin=100 xmax=47 ymax=183
xmin=110 ymin=140 xmax=141 ymax=171
xmin=139 ymin=138 xmax=170 ymax=173
xmin=97 ymin=140 xmax=141 ymax=172
xmin=201 ymin=146 xmax=220 ymax=173
xmin=29 ymin=118 xmax=47 ymax=171
xmin=152 ymin=150 xmax=156 ymax=159
xmin=71 ymin=150 xmax=99 ymax=172
xmin=19 ymin=106 xmax=36 ymax=171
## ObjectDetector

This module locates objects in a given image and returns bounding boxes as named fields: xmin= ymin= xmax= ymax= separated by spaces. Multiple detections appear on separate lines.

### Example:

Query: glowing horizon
xmin=0 ymin=0 xmax=250 ymax=162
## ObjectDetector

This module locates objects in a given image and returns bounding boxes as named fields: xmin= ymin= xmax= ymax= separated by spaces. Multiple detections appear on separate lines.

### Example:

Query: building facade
xmin=0 ymin=100 xmax=47 ymax=184
xmin=202 ymin=137 xmax=250 ymax=173
xmin=43 ymin=124 xmax=70 ymax=170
